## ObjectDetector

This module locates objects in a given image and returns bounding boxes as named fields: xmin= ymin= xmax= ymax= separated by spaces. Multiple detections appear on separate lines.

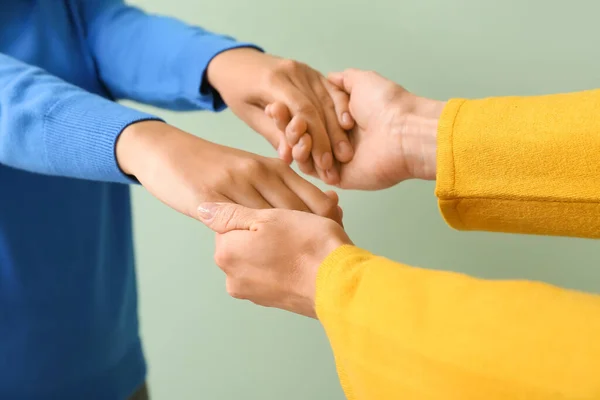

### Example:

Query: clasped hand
xmin=199 ymin=67 xmax=444 ymax=318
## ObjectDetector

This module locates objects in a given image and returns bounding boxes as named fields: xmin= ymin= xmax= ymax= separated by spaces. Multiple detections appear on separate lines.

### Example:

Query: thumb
xmin=197 ymin=202 xmax=258 ymax=234
xmin=327 ymin=68 xmax=360 ymax=94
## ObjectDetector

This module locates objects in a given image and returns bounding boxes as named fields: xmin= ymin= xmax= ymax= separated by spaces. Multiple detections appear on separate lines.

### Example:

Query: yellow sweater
xmin=315 ymin=91 xmax=600 ymax=399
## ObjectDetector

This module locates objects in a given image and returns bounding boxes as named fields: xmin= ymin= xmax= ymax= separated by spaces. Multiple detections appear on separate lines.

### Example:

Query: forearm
xmin=316 ymin=245 xmax=600 ymax=399
xmin=0 ymin=53 xmax=158 ymax=182
xmin=79 ymin=0 xmax=260 ymax=111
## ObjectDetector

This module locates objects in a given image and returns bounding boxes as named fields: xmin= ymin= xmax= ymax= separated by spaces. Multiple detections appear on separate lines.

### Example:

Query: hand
xmin=207 ymin=48 xmax=355 ymax=185
xmin=115 ymin=121 xmax=341 ymax=222
xmin=325 ymin=69 xmax=445 ymax=190
xmin=197 ymin=202 xmax=352 ymax=318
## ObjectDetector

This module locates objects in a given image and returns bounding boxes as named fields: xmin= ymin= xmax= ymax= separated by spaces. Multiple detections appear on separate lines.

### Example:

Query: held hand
xmin=207 ymin=48 xmax=355 ymax=185
xmin=325 ymin=69 xmax=445 ymax=190
xmin=116 ymin=121 xmax=341 ymax=222
xmin=197 ymin=202 xmax=352 ymax=318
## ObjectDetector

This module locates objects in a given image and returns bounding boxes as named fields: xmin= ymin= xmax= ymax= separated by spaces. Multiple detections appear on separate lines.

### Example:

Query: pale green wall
xmin=125 ymin=0 xmax=600 ymax=398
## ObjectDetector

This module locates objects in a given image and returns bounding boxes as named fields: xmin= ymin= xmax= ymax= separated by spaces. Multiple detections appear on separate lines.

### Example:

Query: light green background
xmin=125 ymin=1 xmax=600 ymax=399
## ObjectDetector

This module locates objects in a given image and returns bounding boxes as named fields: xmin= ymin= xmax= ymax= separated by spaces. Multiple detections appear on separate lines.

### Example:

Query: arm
xmin=0 ymin=53 xmax=339 ymax=221
xmin=316 ymin=245 xmax=600 ymax=399
xmin=436 ymin=90 xmax=600 ymax=238
xmin=0 ymin=52 xmax=157 ymax=182
xmin=77 ymin=0 xmax=354 ymax=184
xmin=78 ymin=0 xmax=257 ymax=111
xmin=199 ymin=202 xmax=600 ymax=399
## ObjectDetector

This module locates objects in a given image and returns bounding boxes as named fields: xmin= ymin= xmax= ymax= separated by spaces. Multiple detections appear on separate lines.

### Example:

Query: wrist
xmin=206 ymin=47 xmax=263 ymax=95
xmin=394 ymin=96 xmax=444 ymax=181
xmin=116 ymin=120 xmax=191 ymax=180
xmin=116 ymin=121 xmax=151 ymax=177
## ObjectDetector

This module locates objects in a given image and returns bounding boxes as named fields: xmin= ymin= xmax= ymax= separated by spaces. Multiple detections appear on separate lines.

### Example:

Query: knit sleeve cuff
xmin=44 ymin=92 xmax=162 ymax=184
xmin=434 ymin=98 xmax=467 ymax=230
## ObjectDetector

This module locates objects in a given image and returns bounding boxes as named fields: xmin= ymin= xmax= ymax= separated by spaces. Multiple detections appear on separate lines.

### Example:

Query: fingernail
xmin=197 ymin=203 xmax=217 ymax=220
xmin=336 ymin=141 xmax=352 ymax=158
xmin=321 ymin=152 xmax=333 ymax=170
xmin=342 ymin=112 xmax=352 ymax=126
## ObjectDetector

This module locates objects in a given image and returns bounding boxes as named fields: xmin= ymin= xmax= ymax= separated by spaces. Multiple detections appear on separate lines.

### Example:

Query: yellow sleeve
xmin=436 ymin=90 xmax=600 ymax=238
xmin=316 ymin=245 xmax=600 ymax=400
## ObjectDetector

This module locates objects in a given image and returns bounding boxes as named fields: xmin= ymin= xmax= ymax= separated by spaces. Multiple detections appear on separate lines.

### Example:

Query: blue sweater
xmin=0 ymin=1 xmax=256 ymax=399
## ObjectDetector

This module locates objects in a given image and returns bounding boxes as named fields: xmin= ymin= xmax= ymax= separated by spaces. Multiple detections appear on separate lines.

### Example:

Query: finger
xmin=292 ymin=133 xmax=312 ymax=163
xmin=255 ymin=177 xmax=309 ymax=212
xmin=198 ymin=202 xmax=260 ymax=233
xmin=292 ymin=133 xmax=329 ymax=183
xmin=285 ymin=115 xmax=309 ymax=147
xmin=288 ymin=126 xmax=328 ymax=182
xmin=297 ymin=159 xmax=318 ymax=179
xmin=271 ymin=84 xmax=334 ymax=173
xmin=325 ymin=191 xmax=344 ymax=228
xmin=323 ymin=78 xmax=355 ymax=131
xmin=269 ymin=102 xmax=292 ymax=134
xmin=324 ymin=190 xmax=339 ymax=204
xmin=282 ymin=170 xmax=341 ymax=223
xmin=314 ymin=78 xmax=353 ymax=166
xmin=246 ymin=107 xmax=292 ymax=164
xmin=294 ymin=135 xmax=319 ymax=178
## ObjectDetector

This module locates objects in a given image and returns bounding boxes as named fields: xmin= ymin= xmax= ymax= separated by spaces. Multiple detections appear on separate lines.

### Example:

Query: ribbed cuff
xmin=44 ymin=93 xmax=162 ymax=184
xmin=180 ymin=34 xmax=263 ymax=111
xmin=434 ymin=98 xmax=467 ymax=230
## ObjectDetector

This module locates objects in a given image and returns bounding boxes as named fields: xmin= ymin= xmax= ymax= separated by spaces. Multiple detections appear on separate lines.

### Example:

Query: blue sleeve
xmin=78 ymin=0 xmax=262 ymax=111
xmin=0 ymin=53 xmax=160 ymax=183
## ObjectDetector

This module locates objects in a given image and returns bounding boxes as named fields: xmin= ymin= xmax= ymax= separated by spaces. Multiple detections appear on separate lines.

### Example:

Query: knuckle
xmin=213 ymin=246 xmax=231 ymax=267
xmin=226 ymin=280 xmax=245 ymax=300
xmin=213 ymin=169 xmax=236 ymax=188
xmin=278 ymin=58 xmax=302 ymax=74
xmin=239 ymin=157 xmax=267 ymax=176
xmin=264 ymin=59 xmax=304 ymax=85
